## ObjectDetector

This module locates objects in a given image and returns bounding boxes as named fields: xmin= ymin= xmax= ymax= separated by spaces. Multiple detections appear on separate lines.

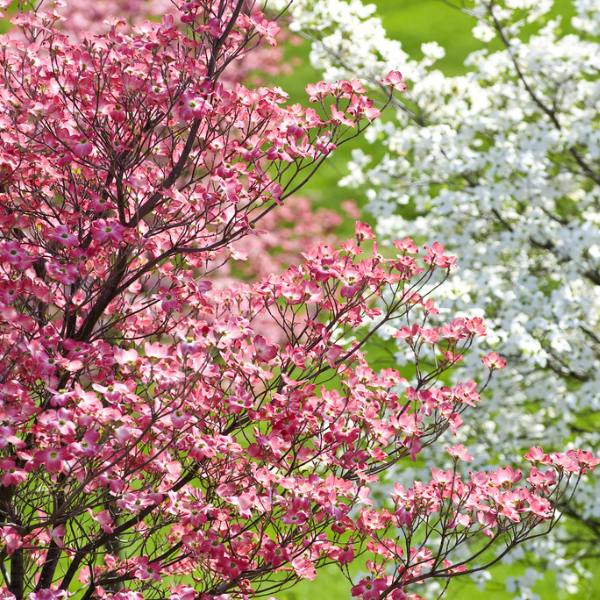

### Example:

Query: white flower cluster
xmin=270 ymin=0 xmax=429 ymax=83
xmin=285 ymin=0 xmax=600 ymax=595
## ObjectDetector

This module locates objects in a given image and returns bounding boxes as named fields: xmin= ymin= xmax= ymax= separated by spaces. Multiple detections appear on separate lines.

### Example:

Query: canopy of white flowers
xmin=275 ymin=0 xmax=600 ymax=597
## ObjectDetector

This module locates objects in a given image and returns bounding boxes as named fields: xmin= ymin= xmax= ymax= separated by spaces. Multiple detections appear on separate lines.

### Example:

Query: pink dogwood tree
xmin=0 ymin=1 xmax=597 ymax=600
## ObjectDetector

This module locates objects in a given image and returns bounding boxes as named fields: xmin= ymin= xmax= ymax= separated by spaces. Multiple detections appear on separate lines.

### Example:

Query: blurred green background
xmin=269 ymin=1 xmax=599 ymax=599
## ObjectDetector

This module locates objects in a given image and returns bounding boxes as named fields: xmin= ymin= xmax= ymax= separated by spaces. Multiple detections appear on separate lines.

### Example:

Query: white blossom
xmin=284 ymin=0 xmax=600 ymax=595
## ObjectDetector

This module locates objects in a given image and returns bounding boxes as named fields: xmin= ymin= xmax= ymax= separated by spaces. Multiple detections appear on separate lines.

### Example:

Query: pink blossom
xmin=351 ymin=577 xmax=389 ymax=600
xmin=355 ymin=221 xmax=376 ymax=242
xmin=135 ymin=556 xmax=162 ymax=582
xmin=0 ymin=526 xmax=22 ymax=554
xmin=482 ymin=351 xmax=506 ymax=370
xmin=250 ymin=11 xmax=280 ymax=45
xmin=381 ymin=70 xmax=407 ymax=92
xmin=490 ymin=466 xmax=522 ymax=487
xmin=91 ymin=220 xmax=126 ymax=244
xmin=291 ymin=555 xmax=317 ymax=580
xmin=0 ymin=459 xmax=28 ymax=486
xmin=0 ymin=241 xmax=34 ymax=269
xmin=393 ymin=237 xmax=418 ymax=254
xmin=527 ymin=467 xmax=557 ymax=492
xmin=117 ymin=492 xmax=156 ymax=512
xmin=73 ymin=138 xmax=93 ymax=158
xmin=48 ymin=525 xmax=66 ymax=548
xmin=97 ymin=472 xmax=125 ymax=494
xmin=528 ymin=496 xmax=552 ymax=519
xmin=337 ymin=540 xmax=355 ymax=565
xmin=330 ymin=105 xmax=356 ymax=127
xmin=571 ymin=449 xmax=600 ymax=472
xmin=113 ymin=347 xmax=140 ymax=366
xmin=445 ymin=444 xmax=474 ymax=462
xmin=424 ymin=242 xmax=457 ymax=268
xmin=0 ymin=426 xmax=25 ymax=450
xmin=87 ymin=508 xmax=115 ymax=533
xmin=263 ymin=540 xmax=290 ymax=567
xmin=524 ymin=446 xmax=553 ymax=466
xmin=71 ymin=430 xmax=100 ymax=457
xmin=45 ymin=261 xmax=79 ymax=285
xmin=306 ymin=81 xmax=331 ymax=102
xmin=179 ymin=92 xmax=212 ymax=120
xmin=35 ymin=447 xmax=73 ymax=472
xmin=47 ymin=224 xmax=78 ymax=247
xmin=253 ymin=335 xmax=278 ymax=362
xmin=217 ymin=556 xmax=249 ymax=579
xmin=281 ymin=511 xmax=307 ymax=525
xmin=158 ymin=289 xmax=182 ymax=312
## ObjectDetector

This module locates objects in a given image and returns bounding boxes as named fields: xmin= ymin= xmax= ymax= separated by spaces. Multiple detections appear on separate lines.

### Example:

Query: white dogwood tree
xmin=275 ymin=0 xmax=600 ymax=597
